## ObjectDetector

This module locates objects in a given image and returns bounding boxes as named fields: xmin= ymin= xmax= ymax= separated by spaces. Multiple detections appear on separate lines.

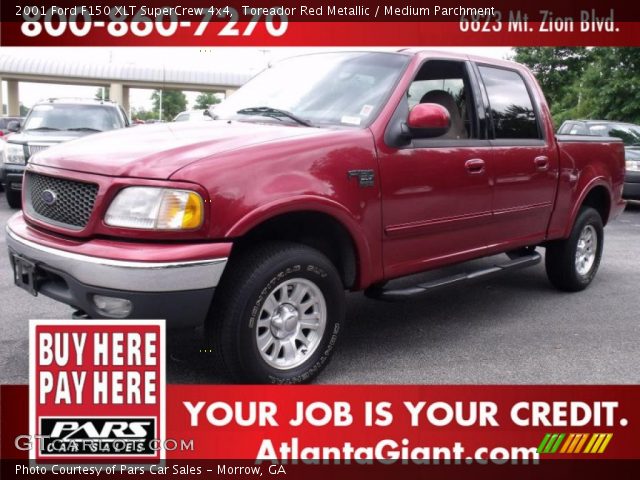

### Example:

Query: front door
xmin=379 ymin=59 xmax=494 ymax=280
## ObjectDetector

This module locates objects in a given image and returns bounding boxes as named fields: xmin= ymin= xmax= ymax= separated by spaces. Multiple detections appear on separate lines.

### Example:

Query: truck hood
xmin=29 ymin=121 xmax=329 ymax=179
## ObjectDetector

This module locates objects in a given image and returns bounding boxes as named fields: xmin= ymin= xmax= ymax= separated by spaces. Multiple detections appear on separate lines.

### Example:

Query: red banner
xmin=2 ymin=1 xmax=640 ymax=46
xmin=4 ymin=384 xmax=640 ymax=462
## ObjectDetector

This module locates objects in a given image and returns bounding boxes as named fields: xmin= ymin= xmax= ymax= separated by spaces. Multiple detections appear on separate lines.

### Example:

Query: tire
xmin=545 ymin=207 xmax=603 ymax=292
xmin=207 ymin=242 xmax=345 ymax=384
xmin=6 ymin=188 xmax=21 ymax=209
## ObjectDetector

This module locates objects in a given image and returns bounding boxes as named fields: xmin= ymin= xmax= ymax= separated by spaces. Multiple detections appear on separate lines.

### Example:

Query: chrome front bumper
xmin=6 ymin=225 xmax=227 ymax=293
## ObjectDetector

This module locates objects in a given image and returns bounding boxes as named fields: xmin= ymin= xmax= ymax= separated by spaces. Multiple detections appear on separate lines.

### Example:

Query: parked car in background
xmin=173 ymin=109 xmax=212 ymax=122
xmin=558 ymin=120 xmax=640 ymax=199
xmin=2 ymin=98 xmax=129 ymax=208
xmin=0 ymin=116 xmax=24 ymax=136
xmin=0 ymin=118 xmax=23 ymax=190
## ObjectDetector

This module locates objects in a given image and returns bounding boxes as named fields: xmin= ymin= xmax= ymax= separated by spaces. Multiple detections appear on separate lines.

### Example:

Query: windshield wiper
xmin=67 ymin=127 xmax=102 ymax=132
xmin=25 ymin=127 xmax=61 ymax=131
xmin=236 ymin=107 xmax=313 ymax=127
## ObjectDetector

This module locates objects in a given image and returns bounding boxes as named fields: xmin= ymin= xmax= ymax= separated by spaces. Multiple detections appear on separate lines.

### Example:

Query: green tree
xmin=575 ymin=48 xmax=640 ymax=123
xmin=513 ymin=47 xmax=591 ymax=126
xmin=130 ymin=107 xmax=156 ymax=122
xmin=151 ymin=89 xmax=187 ymax=121
xmin=514 ymin=47 xmax=640 ymax=126
xmin=194 ymin=92 xmax=221 ymax=109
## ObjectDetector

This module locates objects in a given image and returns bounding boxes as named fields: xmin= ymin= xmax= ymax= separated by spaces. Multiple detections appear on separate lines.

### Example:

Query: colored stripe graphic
xmin=574 ymin=433 xmax=589 ymax=453
xmin=537 ymin=433 xmax=551 ymax=453
xmin=597 ymin=434 xmax=613 ymax=453
xmin=544 ymin=433 xmax=559 ymax=453
xmin=583 ymin=434 xmax=598 ymax=453
xmin=539 ymin=433 xmax=613 ymax=454
xmin=559 ymin=433 xmax=575 ymax=453
xmin=550 ymin=433 xmax=565 ymax=453
xmin=566 ymin=433 xmax=586 ymax=453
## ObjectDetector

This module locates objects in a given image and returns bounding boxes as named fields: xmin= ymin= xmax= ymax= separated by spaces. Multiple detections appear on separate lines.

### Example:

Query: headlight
xmin=626 ymin=160 xmax=640 ymax=172
xmin=4 ymin=143 xmax=26 ymax=165
xmin=105 ymin=187 xmax=204 ymax=230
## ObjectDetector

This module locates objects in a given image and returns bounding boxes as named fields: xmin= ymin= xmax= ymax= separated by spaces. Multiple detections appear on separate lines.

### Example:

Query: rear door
xmin=475 ymin=64 xmax=559 ymax=251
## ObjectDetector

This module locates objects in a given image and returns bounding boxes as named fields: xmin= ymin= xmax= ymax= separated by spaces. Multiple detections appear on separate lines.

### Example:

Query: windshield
xmin=23 ymin=104 xmax=125 ymax=132
xmin=589 ymin=123 xmax=640 ymax=146
xmin=214 ymin=52 xmax=409 ymax=127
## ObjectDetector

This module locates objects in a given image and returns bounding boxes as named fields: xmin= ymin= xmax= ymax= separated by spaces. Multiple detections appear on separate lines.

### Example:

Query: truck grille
xmin=25 ymin=172 xmax=99 ymax=229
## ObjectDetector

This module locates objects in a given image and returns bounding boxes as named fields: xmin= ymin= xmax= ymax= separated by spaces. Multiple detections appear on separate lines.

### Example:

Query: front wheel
xmin=545 ymin=207 xmax=604 ymax=292
xmin=207 ymin=242 xmax=345 ymax=384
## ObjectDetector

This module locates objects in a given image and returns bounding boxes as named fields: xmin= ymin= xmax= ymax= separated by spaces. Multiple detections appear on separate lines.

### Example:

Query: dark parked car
xmin=2 ymin=98 xmax=129 ymax=208
xmin=558 ymin=120 xmax=640 ymax=199
xmin=0 ymin=116 xmax=24 ymax=192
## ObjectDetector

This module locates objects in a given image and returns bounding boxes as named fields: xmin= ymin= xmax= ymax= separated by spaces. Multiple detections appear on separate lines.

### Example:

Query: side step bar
xmin=367 ymin=252 xmax=542 ymax=301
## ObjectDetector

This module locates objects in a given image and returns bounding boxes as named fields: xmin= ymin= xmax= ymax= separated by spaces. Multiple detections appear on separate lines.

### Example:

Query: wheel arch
xmin=226 ymin=198 xmax=373 ymax=289
xmin=564 ymin=179 xmax=612 ymax=237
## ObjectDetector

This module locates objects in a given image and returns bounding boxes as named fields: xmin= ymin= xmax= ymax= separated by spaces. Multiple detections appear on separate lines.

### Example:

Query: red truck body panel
xmin=547 ymin=138 xmax=626 ymax=239
xmin=170 ymin=127 xmax=384 ymax=287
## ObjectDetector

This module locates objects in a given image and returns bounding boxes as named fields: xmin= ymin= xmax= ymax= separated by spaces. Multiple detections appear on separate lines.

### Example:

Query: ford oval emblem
xmin=41 ymin=189 xmax=57 ymax=206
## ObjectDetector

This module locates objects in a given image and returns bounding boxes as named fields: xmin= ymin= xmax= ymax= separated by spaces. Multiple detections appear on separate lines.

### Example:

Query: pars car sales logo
xmin=29 ymin=320 xmax=165 ymax=461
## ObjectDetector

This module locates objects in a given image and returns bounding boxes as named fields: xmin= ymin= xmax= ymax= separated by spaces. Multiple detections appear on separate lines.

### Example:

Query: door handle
xmin=465 ymin=158 xmax=485 ymax=174
xmin=534 ymin=156 xmax=549 ymax=171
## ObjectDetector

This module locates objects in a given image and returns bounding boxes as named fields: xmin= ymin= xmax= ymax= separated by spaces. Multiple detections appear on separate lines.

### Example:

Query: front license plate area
xmin=11 ymin=253 xmax=38 ymax=296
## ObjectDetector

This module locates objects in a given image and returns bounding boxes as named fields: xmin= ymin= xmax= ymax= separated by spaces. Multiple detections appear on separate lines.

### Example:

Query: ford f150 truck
xmin=6 ymin=50 xmax=625 ymax=383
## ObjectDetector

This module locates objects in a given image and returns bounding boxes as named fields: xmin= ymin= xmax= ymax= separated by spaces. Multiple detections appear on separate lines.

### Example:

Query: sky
xmin=1 ymin=47 xmax=513 ymax=114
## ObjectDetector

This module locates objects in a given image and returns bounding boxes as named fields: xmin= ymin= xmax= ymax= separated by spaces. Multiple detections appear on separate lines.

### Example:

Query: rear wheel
xmin=545 ymin=207 xmax=603 ymax=291
xmin=207 ymin=242 xmax=345 ymax=384
xmin=6 ymin=188 xmax=21 ymax=209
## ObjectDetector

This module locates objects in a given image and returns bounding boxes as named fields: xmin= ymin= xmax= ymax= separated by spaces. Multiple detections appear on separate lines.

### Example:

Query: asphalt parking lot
xmin=1 ymin=195 xmax=639 ymax=385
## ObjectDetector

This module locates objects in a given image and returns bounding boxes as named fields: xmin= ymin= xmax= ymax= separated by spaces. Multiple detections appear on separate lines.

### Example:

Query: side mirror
xmin=203 ymin=109 xmax=212 ymax=118
xmin=406 ymin=103 xmax=450 ymax=138
xmin=7 ymin=121 xmax=21 ymax=133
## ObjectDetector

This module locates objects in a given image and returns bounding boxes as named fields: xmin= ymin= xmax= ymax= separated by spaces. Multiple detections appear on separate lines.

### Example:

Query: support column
xmin=122 ymin=86 xmax=130 ymax=115
xmin=109 ymin=82 xmax=124 ymax=106
xmin=224 ymin=88 xmax=237 ymax=99
xmin=7 ymin=80 xmax=19 ymax=116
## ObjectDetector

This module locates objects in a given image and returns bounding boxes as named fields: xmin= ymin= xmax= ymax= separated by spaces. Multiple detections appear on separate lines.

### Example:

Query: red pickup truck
xmin=7 ymin=50 xmax=625 ymax=383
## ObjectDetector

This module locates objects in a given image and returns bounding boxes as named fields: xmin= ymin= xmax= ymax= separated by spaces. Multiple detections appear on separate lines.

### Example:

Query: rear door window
xmin=478 ymin=66 xmax=541 ymax=140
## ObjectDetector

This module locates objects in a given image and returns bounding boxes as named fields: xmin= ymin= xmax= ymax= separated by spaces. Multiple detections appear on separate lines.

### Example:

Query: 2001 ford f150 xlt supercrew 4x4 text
xmin=6 ymin=50 xmax=625 ymax=383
